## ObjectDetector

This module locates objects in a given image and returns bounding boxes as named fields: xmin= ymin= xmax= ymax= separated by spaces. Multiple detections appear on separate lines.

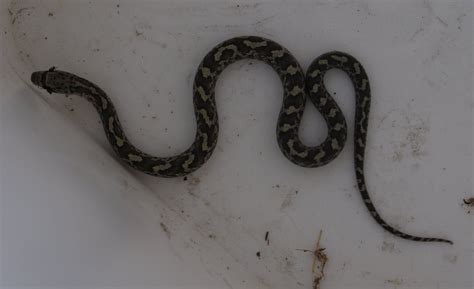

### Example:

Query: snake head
xmin=31 ymin=67 xmax=75 ymax=94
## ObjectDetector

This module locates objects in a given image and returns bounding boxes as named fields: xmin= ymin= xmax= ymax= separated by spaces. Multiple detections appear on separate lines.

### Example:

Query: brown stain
xmin=391 ymin=118 xmax=430 ymax=162
xmin=228 ymin=2 xmax=262 ymax=16
xmin=392 ymin=150 xmax=403 ymax=162
xmin=443 ymin=254 xmax=458 ymax=264
xmin=189 ymin=176 xmax=201 ymax=186
xmin=380 ymin=241 xmax=401 ymax=254
xmin=273 ymin=184 xmax=299 ymax=211
xmin=185 ymin=176 xmax=201 ymax=196
xmin=406 ymin=123 xmax=429 ymax=158
xmin=384 ymin=278 xmax=403 ymax=286
xmin=283 ymin=255 xmax=295 ymax=273
xmin=280 ymin=190 xmax=297 ymax=211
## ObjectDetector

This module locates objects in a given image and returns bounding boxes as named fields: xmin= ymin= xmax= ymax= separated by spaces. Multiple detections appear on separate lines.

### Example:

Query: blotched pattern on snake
xmin=31 ymin=36 xmax=452 ymax=244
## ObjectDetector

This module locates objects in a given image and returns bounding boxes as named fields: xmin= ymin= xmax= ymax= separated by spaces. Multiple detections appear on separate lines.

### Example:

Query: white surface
xmin=1 ymin=1 xmax=472 ymax=288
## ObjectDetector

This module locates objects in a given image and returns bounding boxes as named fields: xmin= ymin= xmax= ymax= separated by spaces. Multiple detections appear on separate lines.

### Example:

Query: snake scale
xmin=31 ymin=36 xmax=452 ymax=244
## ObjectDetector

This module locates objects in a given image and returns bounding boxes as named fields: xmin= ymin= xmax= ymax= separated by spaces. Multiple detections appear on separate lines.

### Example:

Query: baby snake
xmin=31 ymin=36 xmax=452 ymax=244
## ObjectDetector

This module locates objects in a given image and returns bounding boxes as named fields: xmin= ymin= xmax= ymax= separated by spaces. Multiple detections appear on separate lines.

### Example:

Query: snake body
xmin=31 ymin=36 xmax=451 ymax=244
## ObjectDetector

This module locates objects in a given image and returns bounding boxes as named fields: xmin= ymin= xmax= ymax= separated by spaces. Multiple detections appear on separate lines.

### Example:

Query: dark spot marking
xmin=463 ymin=197 xmax=474 ymax=206
xmin=160 ymin=222 xmax=171 ymax=239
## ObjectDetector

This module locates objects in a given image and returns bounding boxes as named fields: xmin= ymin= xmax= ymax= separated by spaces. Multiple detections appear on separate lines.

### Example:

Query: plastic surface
xmin=1 ymin=1 xmax=472 ymax=288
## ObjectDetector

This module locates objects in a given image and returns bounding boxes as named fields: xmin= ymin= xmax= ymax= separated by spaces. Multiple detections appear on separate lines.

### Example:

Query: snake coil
xmin=31 ymin=36 xmax=452 ymax=244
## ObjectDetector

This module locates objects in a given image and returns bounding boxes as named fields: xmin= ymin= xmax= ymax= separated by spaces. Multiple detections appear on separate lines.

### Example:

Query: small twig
xmin=294 ymin=231 xmax=328 ymax=288
xmin=312 ymin=230 xmax=328 ymax=289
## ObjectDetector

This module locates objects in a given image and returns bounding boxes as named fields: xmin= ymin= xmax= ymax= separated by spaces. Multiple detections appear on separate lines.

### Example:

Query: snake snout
xmin=31 ymin=71 xmax=44 ymax=87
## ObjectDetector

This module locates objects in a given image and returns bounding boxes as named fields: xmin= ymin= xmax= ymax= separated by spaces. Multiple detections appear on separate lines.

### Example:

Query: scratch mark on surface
xmin=436 ymin=16 xmax=448 ymax=27
xmin=160 ymin=222 xmax=171 ymax=239
xmin=11 ymin=7 xmax=35 ymax=24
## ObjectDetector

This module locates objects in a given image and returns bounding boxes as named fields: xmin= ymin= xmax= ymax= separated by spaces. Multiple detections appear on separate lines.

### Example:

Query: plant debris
xmin=294 ymin=230 xmax=328 ymax=289
xmin=311 ymin=230 xmax=327 ymax=289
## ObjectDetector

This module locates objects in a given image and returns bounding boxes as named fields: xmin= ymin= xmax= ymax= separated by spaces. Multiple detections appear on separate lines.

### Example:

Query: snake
xmin=31 ymin=36 xmax=452 ymax=244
